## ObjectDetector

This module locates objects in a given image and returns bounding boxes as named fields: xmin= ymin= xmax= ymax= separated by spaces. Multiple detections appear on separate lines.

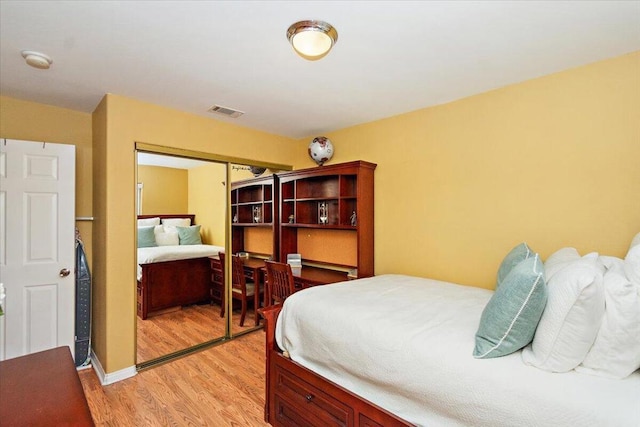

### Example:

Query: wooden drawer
xmin=136 ymin=281 xmax=143 ymax=317
xmin=358 ymin=413 xmax=386 ymax=427
xmin=274 ymin=362 xmax=353 ymax=427
xmin=268 ymin=351 xmax=414 ymax=427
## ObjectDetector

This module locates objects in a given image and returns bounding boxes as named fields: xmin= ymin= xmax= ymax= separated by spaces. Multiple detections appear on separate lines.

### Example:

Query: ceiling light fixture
xmin=21 ymin=50 xmax=53 ymax=69
xmin=287 ymin=20 xmax=338 ymax=61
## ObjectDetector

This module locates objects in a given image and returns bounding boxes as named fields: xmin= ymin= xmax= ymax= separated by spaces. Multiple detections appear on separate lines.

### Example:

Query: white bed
xmin=136 ymin=214 xmax=228 ymax=319
xmin=137 ymin=244 xmax=224 ymax=281
xmin=275 ymin=274 xmax=640 ymax=427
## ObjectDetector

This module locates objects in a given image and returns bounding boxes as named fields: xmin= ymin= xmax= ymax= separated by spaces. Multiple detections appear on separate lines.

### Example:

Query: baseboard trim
xmin=90 ymin=349 xmax=137 ymax=385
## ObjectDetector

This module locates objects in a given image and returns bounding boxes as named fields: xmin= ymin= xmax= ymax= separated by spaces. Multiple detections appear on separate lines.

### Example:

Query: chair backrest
xmin=231 ymin=255 xmax=248 ymax=295
xmin=219 ymin=252 xmax=247 ymax=295
xmin=265 ymin=261 xmax=296 ymax=305
xmin=212 ymin=252 xmax=224 ymax=287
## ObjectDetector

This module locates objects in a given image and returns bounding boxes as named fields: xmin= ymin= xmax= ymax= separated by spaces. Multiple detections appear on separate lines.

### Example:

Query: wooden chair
xmin=219 ymin=252 xmax=263 ymax=326
xmin=264 ymin=261 xmax=296 ymax=306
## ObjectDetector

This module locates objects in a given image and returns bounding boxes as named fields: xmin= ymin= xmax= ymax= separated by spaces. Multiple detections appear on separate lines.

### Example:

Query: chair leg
xmin=220 ymin=293 xmax=225 ymax=318
xmin=239 ymin=298 xmax=246 ymax=326
xmin=254 ymin=291 xmax=261 ymax=326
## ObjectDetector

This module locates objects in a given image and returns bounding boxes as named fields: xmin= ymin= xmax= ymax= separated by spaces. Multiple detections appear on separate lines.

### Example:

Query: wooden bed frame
xmin=136 ymin=214 xmax=212 ymax=320
xmin=261 ymin=305 xmax=413 ymax=427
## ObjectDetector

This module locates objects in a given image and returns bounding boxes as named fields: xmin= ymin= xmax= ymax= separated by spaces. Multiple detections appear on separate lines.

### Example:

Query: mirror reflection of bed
xmin=135 ymin=153 xmax=275 ymax=365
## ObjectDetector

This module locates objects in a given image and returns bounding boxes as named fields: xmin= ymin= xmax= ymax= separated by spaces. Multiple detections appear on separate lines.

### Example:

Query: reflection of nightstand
xmin=209 ymin=256 xmax=223 ymax=306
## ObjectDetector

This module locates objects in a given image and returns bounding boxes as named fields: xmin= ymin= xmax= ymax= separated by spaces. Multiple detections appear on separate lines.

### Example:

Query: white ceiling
xmin=1 ymin=1 xmax=638 ymax=140
xmin=137 ymin=152 xmax=210 ymax=169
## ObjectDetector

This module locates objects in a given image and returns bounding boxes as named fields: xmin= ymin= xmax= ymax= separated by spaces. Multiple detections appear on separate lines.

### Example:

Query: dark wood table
xmin=211 ymin=256 xmax=350 ymax=325
xmin=262 ymin=264 xmax=350 ymax=307
xmin=0 ymin=346 xmax=94 ymax=426
xmin=292 ymin=265 xmax=349 ymax=288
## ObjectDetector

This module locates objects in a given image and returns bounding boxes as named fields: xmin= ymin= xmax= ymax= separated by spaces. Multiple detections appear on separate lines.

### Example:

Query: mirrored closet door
xmin=135 ymin=149 xmax=288 ymax=367
xmin=135 ymin=152 xmax=228 ymax=364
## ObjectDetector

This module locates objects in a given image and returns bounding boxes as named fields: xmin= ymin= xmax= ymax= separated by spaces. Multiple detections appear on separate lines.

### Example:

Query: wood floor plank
xmin=137 ymin=302 xmax=260 ymax=363
xmin=80 ymin=328 xmax=269 ymax=426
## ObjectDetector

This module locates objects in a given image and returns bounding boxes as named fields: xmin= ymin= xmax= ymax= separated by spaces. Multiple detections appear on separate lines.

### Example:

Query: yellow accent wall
xmin=292 ymin=52 xmax=640 ymax=289
xmin=3 ymin=51 xmax=638 ymax=376
xmin=91 ymin=97 xmax=108 ymax=365
xmin=137 ymin=165 xmax=188 ymax=214
xmin=188 ymin=163 xmax=227 ymax=246
xmin=0 ymin=96 xmax=94 ymax=267
xmin=92 ymin=94 xmax=297 ymax=373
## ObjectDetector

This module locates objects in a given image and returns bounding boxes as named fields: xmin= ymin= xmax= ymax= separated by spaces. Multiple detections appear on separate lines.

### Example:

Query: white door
xmin=0 ymin=139 xmax=75 ymax=360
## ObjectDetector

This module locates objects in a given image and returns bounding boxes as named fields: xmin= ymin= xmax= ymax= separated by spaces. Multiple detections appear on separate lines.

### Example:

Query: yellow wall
xmin=137 ymin=165 xmax=188 ymax=214
xmin=188 ymin=163 xmax=227 ymax=246
xmin=0 ymin=96 xmax=94 ymax=266
xmin=292 ymin=52 xmax=640 ymax=289
xmin=93 ymin=94 xmax=297 ymax=373
xmin=137 ymin=163 xmax=227 ymax=245
xmin=91 ymin=97 xmax=108 ymax=363
xmin=4 ymin=51 xmax=638 ymax=375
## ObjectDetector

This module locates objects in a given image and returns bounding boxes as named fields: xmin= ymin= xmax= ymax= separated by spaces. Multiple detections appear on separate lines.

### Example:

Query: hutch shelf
xmin=277 ymin=160 xmax=376 ymax=278
xmin=231 ymin=175 xmax=279 ymax=256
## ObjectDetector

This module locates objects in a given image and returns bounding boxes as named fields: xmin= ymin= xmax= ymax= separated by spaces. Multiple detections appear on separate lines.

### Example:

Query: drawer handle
xmin=305 ymin=394 xmax=314 ymax=403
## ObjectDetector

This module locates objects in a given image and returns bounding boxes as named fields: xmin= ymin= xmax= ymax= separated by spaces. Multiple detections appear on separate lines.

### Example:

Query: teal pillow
xmin=177 ymin=225 xmax=202 ymax=245
xmin=497 ymin=242 xmax=534 ymax=288
xmin=474 ymin=254 xmax=547 ymax=359
xmin=137 ymin=226 xmax=157 ymax=248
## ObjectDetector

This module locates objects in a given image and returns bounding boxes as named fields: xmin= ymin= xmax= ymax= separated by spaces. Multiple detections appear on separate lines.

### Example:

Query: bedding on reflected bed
xmin=136 ymin=244 xmax=224 ymax=281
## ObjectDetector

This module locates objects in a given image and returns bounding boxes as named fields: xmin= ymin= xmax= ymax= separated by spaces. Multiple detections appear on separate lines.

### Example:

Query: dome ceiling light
xmin=21 ymin=50 xmax=53 ymax=69
xmin=287 ymin=20 xmax=338 ymax=61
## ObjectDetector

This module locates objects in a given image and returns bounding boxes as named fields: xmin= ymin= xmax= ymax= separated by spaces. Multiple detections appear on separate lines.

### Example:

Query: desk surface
xmin=211 ymin=256 xmax=350 ymax=287
xmin=0 ymin=346 xmax=94 ymax=426
xmin=292 ymin=265 xmax=349 ymax=286
xmin=243 ymin=258 xmax=349 ymax=286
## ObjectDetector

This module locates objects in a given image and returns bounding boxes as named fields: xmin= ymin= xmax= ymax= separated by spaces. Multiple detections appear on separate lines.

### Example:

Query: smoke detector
xmin=21 ymin=50 xmax=53 ymax=69
xmin=207 ymin=104 xmax=244 ymax=118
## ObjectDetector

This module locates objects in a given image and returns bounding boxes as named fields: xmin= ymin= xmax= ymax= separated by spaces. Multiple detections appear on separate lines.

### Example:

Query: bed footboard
xmin=262 ymin=305 xmax=413 ymax=427
xmin=137 ymin=257 xmax=212 ymax=319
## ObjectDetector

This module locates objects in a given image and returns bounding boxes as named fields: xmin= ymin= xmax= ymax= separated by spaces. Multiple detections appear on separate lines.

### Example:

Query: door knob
xmin=59 ymin=268 xmax=70 ymax=277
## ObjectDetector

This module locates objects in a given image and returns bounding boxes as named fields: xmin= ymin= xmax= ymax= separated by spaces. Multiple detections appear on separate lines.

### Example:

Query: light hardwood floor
xmin=79 ymin=329 xmax=269 ymax=426
xmin=137 ymin=302 xmax=260 ymax=362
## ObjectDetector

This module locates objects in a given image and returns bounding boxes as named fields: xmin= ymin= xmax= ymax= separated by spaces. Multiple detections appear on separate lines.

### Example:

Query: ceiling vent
xmin=207 ymin=104 xmax=244 ymax=118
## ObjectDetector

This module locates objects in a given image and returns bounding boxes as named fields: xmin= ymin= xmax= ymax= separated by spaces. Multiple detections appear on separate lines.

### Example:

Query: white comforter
xmin=275 ymin=274 xmax=640 ymax=427
xmin=137 ymin=244 xmax=224 ymax=281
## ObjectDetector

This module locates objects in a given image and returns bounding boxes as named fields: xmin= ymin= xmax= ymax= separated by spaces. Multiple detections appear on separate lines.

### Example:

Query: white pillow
xmin=576 ymin=256 xmax=640 ymax=379
xmin=154 ymin=225 xmax=179 ymax=246
xmin=625 ymin=232 xmax=640 ymax=286
xmin=161 ymin=217 xmax=191 ymax=234
xmin=544 ymin=247 xmax=580 ymax=282
xmin=522 ymin=254 xmax=605 ymax=372
xmin=137 ymin=217 xmax=160 ymax=227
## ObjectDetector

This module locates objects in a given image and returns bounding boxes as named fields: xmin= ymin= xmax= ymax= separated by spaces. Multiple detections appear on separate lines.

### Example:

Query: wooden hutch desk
xmin=211 ymin=255 xmax=349 ymax=316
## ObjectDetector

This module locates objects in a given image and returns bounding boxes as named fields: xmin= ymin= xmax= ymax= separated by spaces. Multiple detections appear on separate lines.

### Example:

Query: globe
xmin=308 ymin=136 xmax=334 ymax=166
xmin=249 ymin=166 xmax=266 ymax=177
